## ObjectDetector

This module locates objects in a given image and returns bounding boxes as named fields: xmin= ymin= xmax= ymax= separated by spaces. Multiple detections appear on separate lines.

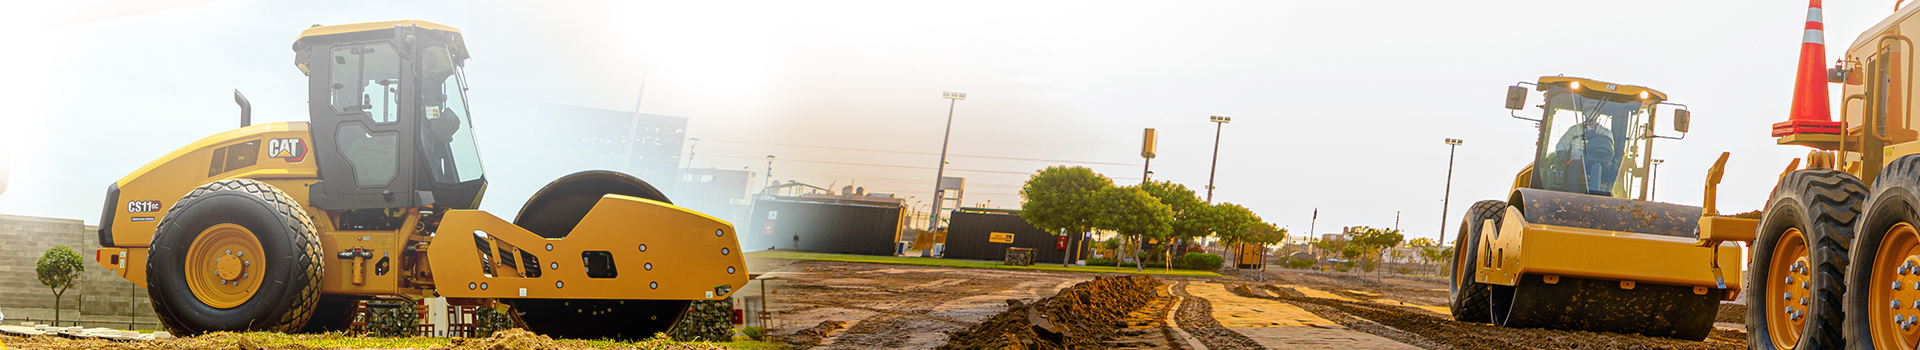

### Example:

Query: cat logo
xmin=268 ymin=138 xmax=307 ymax=162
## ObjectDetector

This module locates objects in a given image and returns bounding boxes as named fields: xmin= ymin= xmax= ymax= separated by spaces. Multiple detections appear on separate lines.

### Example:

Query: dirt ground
xmin=760 ymin=258 xmax=1753 ymax=350
xmin=757 ymin=259 xmax=1098 ymax=349
xmin=0 ymin=260 xmax=1755 ymax=349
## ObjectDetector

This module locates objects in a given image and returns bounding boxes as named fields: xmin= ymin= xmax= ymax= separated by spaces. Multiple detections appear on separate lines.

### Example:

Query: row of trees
xmin=1019 ymin=166 xmax=1284 ymax=271
xmin=1304 ymin=230 xmax=1458 ymax=275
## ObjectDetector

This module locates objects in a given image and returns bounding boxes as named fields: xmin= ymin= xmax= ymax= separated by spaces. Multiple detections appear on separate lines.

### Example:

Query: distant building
xmin=533 ymin=103 xmax=687 ymax=191
xmin=678 ymin=167 xmax=755 ymax=226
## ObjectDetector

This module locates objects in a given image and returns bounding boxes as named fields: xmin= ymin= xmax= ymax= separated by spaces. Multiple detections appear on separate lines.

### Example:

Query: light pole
xmin=764 ymin=155 xmax=775 ymax=194
xmin=685 ymin=138 xmax=701 ymax=169
xmin=1206 ymin=116 xmax=1231 ymax=203
xmin=930 ymin=92 xmax=965 ymax=230
xmin=621 ymin=66 xmax=652 ymax=173
xmin=1439 ymin=138 xmax=1463 ymax=246
xmin=674 ymin=137 xmax=700 ymax=198
xmin=1142 ymin=128 xmax=1158 ymax=185
xmin=1651 ymin=159 xmax=1665 ymax=201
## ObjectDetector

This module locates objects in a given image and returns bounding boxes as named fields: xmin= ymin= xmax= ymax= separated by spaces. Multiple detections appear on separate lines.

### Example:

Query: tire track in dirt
xmin=1235 ymin=284 xmax=1744 ymax=350
xmin=1170 ymin=281 xmax=1263 ymax=350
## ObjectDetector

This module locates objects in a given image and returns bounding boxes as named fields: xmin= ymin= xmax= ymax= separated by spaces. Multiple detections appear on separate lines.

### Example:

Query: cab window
xmin=330 ymin=43 xmax=402 ymax=123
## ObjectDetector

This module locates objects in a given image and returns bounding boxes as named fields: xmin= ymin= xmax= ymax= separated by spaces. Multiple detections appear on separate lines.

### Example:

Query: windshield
xmin=1535 ymin=86 xmax=1648 ymax=198
xmin=419 ymin=42 xmax=484 ymax=184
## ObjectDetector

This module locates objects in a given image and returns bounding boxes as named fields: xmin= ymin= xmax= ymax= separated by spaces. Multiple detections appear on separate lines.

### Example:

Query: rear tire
xmin=1749 ymin=169 xmax=1865 ymax=350
xmin=505 ymin=170 xmax=691 ymax=340
xmin=1847 ymin=154 xmax=1920 ymax=350
xmin=1449 ymin=200 xmax=1503 ymax=323
xmin=147 ymin=179 xmax=325 ymax=334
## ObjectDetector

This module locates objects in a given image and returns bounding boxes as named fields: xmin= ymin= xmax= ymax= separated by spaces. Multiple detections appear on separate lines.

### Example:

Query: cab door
xmin=306 ymin=38 xmax=421 ymax=210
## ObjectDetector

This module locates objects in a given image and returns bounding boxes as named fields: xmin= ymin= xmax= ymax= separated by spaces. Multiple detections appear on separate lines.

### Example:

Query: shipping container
xmin=743 ymin=198 xmax=903 ymax=256
xmin=943 ymin=208 xmax=1089 ymax=264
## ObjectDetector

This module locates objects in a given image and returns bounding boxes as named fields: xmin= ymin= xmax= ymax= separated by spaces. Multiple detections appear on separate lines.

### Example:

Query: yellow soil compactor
xmin=1449 ymin=76 xmax=1742 ymax=340
xmin=91 ymin=20 xmax=746 ymax=339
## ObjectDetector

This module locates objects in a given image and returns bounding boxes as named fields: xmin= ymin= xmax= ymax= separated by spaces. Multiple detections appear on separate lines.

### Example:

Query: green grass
xmin=748 ymin=250 xmax=1219 ymax=277
xmin=216 ymin=332 xmax=782 ymax=349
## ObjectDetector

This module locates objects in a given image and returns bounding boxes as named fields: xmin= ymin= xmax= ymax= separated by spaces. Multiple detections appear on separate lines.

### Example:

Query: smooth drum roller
xmin=504 ymin=170 xmax=692 ymax=340
xmin=1486 ymin=188 xmax=1724 ymax=340
xmin=1491 ymin=275 xmax=1717 ymax=339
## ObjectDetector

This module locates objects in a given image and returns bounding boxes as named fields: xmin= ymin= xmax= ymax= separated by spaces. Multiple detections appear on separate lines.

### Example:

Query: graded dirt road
xmin=760 ymin=258 xmax=1752 ymax=350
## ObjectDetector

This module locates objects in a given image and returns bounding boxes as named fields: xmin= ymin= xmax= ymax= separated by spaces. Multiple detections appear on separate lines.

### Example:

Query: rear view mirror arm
xmin=1650 ymin=102 xmax=1688 ymax=140
xmin=1509 ymin=82 xmax=1541 ymax=122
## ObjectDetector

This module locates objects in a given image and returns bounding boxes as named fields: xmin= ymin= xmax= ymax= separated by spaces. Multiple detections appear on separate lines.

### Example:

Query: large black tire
xmin=504 ymin=170 xmax=693 ymax=340
xmin=1847 ymin=155 xmax=1920 ymax=349
xmin=1449 ymin=200 xmax=1504 ymax=323
xmin=147 ymin=179 xmax=325 ymax=334
xmin=1749 ymin=169 xmax=1866 ymax=350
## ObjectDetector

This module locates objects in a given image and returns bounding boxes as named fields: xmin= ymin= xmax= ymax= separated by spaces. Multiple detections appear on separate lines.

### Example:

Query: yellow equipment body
xmin=1477 ymin=210 xmax=1742 ymax=299
xmin=1452 ymin=75 xmax=1728 ymax=340
xmin=90 ymin=20 xmax=746 ymax=339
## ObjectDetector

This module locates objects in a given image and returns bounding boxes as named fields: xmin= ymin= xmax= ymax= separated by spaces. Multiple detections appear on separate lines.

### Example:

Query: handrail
xmin=1873 ymin=33 xmax=1915 ymax=143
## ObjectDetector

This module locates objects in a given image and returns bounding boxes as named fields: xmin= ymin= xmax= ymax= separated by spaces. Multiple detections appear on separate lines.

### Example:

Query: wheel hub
xmin=185 ymin=223 xmax=264 ymax=309
xmin=1872 ymin=223 xmax=1920 ymax=349
xmin=1769 ymin=228 xmax=1812 ymax=349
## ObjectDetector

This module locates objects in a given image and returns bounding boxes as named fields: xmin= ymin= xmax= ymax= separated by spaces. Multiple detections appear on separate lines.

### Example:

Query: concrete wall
xmin=0 ymin=214 xmax=157 ymax=328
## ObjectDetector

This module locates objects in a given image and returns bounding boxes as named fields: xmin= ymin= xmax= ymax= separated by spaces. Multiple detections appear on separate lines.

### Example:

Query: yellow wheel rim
xmin=1872 ymin=223 xmax=1920 ymax=350
xmin=1768 ymin=227 xmax=1812 ymax=350
xmin=184 ymin=223 xmax=265 ymax=309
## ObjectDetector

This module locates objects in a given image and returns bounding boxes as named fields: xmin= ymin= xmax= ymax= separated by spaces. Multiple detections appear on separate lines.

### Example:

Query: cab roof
xmin=292 ymin=20 xmax=467 ymax=75
xmin=297 ymin=19 xmax=461 ymax=41
xmin=1535 ymin=76 xmax=1667 ymax=102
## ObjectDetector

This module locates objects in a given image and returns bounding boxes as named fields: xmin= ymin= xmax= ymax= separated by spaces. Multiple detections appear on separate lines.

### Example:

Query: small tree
xmin=1349 ymin=227 xmax=1404 ymax=277
xmin=37 ymin=245 xmax=84 ymax=325
xmin=1020 ymin=166 xmax=1115 ymax=267
xmin=1139 ymin=181 xmax=1208 ymax=252
xmin=1090 ymin=186 xmax=1175 ymax=271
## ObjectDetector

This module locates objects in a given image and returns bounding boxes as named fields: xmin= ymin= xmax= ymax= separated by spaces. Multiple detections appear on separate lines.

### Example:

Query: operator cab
xmin=1504 ymin=76 xmax=1690 ymax=200
xmin=292 ymin=20 xmax=486 ymax=212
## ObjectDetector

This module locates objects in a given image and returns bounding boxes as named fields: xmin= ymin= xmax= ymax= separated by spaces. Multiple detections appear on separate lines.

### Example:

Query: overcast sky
xmin=0 ymin=0 xmax=1886 ymax=244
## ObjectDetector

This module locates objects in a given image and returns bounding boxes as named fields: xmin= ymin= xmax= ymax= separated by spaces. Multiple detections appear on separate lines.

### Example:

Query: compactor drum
xmin=1449 ymin=76 xmax=1741 ymax=340
xmin=91 ymin=20 xmax=747 ymax=339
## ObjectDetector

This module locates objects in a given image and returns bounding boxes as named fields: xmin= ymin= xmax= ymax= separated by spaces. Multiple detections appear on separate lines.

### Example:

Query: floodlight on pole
xmin=1205 ymin=116 xmax=1231 ymax=203
xmin=764 ymin=155 xmax=775 ymax=194
xmin=930 ymin=92 xmax=965 ymax=230
xmin=1438 ymin=138 xmax=1463 ymax=246
xmin=1651 ymin=159 xmax=1665 ymax=201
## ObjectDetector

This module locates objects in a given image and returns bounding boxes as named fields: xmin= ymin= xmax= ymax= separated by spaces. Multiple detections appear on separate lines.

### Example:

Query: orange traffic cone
xmin=1775 ymin=0 xmax=1843 ymax=136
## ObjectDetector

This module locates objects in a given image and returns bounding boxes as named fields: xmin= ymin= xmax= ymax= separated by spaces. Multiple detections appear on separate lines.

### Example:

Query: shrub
xmin=741 ymin=326 xmax=764 ymax=340
xmin=1332 ymin=261 xmax=1354 ymax=272
xmin=1086 ymin=258 xmax=1118 ymax=266
xmin=1286 ymin=259 xmax=1315 ymax=269
xmin=1179 ymin=253 xmax=1222 ymax=270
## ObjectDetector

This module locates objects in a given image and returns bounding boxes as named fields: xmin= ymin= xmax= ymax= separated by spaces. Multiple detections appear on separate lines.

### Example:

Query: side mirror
xmin=1673 ymin=109 xmax=1691 ymax=133
xmin=1505 ymin=86 xmax=1528 ymax=110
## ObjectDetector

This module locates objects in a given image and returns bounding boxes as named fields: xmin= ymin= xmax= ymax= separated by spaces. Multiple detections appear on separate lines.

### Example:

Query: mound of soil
xmin=1716 ymin=303 xmax=1747 ymax=324
xmin=781 ymin=320 xmax=847 ymax=346
xmin=936 ymin=275 xmax=1162 ymax=350
xmin=438 ymin=328 xmax=726 ymax=350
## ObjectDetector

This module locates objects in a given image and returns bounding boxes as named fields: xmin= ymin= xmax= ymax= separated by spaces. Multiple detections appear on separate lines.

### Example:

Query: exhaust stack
xmin=234 ymin=89 xmax=251 ymax=128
